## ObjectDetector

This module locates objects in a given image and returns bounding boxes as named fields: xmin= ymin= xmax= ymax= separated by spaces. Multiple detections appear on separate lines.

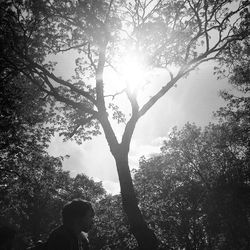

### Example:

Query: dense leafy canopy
xmin=0 ymin=67 xmax=106 ymax=247
xmin=133 ymin=120 xmax=249 ymax=249
xmin=89 ymin=195 xmax=136 ymax=250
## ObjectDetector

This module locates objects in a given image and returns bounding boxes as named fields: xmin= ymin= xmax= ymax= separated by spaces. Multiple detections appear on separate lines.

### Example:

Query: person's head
xmin=62 ymin=199 xmax=94 ymax=233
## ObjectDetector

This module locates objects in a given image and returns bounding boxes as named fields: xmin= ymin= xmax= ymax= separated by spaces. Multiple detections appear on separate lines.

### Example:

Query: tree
xmin=0 ymin=74 xmax=55 ymax=174
xmin=1 ymin=0 xmax=249 ymax=248
xmin=1 ymin=152 xmax=65 ymax=243
xmin=0 ymin=152 xmax=107 ymax=246
xmin=134 ymin=121 xmax=250 ymax=249
xmin=216 ymin=1 xmax=249 ymax=94
xmin=66 ymin=173 xmax=106 ymax=202
xmin=134 ymin=29 xmax=250 ymax=247
xmin=89 ymin=194 xmax=136 ymax=250
xmin=0 ymin=65 xmax=107 ymax=246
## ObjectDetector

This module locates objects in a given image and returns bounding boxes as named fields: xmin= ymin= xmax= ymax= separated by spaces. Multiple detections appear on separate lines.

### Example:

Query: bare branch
xmin=139 ymin=76 xmax=180 ymax=118
xmin=96 ymin=43 xmax=107 ymax=110
xmin=53 ymin=42 xmax=88 ymax=53
xmin=204 ymin=0 xmax=210 ymax=52
xmin=105 ymin=89 xmax=126 ymax=99
xmin=166 ymin=66 xmax=174 ymax=80
xmin=143 ymin=0 xmax=162 ymax=21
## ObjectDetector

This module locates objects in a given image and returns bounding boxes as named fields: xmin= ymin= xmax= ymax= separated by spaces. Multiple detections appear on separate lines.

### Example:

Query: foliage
xmin=0 ymin=74 xmax=55 ymax=169
xmin=0 ymin=64 xmax=106 ymax=247
xmin=1 ymin=154 xmax=65 ymax=242
xmin=133 ymin=30 xmax=250 ymax=246
xmin=216 ymin=2 xmax=249 ymax=93
xmin=134 ymin=119 xmax=250 ymax=249
xmin=89 ymin=195 xmax=136 ymax=250
xmin=1 ymin=0 xmax=249 ymax=248
xmin=133 ymin=49 xmax=250 ymax=248
xmin=0 ymin=154 xmax=106 ymax=246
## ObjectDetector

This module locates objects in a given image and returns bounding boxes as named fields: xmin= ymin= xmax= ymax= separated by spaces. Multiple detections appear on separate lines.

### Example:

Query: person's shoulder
xmin=48 ymin=225 xmax=69 ymax=242
xmin=47 ymin=225 xmax=71 ymax=250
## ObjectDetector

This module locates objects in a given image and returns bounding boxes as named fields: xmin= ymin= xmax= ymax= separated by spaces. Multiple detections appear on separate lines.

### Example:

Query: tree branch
xmin=121 ymin=90 xmax=140 ymax=151
xmin=23 ymin=71 xmax=97 ymax=116
xmin=26 ymin=59 xmax=97 ymax=105
xmin=105 ymin=88 xmax=126 ymax=99
xmin=68 ymin=115 xmax=97 ymax=138
xmin=96 ymin=44 xmax=107 ymax=111
xmin=105 ymin=0 xmax=114 ymax=23
xmin=138 ymin=76 xmax=180 ymax=118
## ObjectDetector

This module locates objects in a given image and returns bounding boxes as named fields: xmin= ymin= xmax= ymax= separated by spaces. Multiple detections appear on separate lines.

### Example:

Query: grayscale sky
xmin=48 ymin=52 xmax=231 ymax=194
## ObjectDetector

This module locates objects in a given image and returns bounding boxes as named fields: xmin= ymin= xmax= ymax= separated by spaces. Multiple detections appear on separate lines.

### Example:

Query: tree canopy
xmin=1 ymin=0 xmax=248 ymax=139
xmin=134 ymin=112 xmax=249 ymax=249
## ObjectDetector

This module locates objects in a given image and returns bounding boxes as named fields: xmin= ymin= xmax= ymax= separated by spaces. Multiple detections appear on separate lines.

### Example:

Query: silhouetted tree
xmin=67 ymin=173 xmax=106 ymax=202
xmin=89 ymin=195 xmax=135 ymax=250
xmin=133 ymin=38 xmax=250 ymax=247
xmin=134 ymin=120 xmax=250 ymax=249
xmin=1 ymin=1 xmax=249 ymax=248
xmin=1 ymin=155 xmax=106 ymax=245
xmin=0 ymin=70 xmax=106 ymax=245
xmin=0 ymin=74 xmax=55 ymax=175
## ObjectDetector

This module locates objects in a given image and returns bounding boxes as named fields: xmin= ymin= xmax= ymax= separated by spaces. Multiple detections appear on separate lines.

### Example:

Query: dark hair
xmin=62 ymin=199 xmax=94 ymax=225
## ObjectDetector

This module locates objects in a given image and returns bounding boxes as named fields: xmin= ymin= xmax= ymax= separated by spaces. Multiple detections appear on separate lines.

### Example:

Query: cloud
xmin=102 ymin=180 xmax=120 ymax=195
xmin=152 ymin=136 xmax=169 ymax=146
xmin=48 ymin=134 xmax=119 ymax=182
xmin=129 ymin=137 xmax=167 ymax=170
xmin=93 ymin=177 xmax=120 ymax=195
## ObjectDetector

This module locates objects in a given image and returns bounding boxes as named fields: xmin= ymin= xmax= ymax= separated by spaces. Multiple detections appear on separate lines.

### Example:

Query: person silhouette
xmin=47 ymin=199 xmax=95 ymax=250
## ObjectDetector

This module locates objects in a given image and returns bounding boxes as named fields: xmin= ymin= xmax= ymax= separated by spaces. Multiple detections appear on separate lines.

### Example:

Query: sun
xmin=119 ymin=54 xmax=147 ymax=92
xmin=104 ymin=51 xmax=148 ymax=95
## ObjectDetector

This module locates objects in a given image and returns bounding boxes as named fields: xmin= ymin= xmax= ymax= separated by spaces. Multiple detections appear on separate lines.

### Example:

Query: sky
xmin=47 ymin=53 xmax=232 ymax=195
xmin=44 ymin=0 xmax=245 ymax=195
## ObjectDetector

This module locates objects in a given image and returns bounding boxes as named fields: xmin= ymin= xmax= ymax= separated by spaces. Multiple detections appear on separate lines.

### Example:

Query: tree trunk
xmin=114 ymin=146 xmax=159 ymax=250
xmin=99 ymin=108 xmax=158 ymax=249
